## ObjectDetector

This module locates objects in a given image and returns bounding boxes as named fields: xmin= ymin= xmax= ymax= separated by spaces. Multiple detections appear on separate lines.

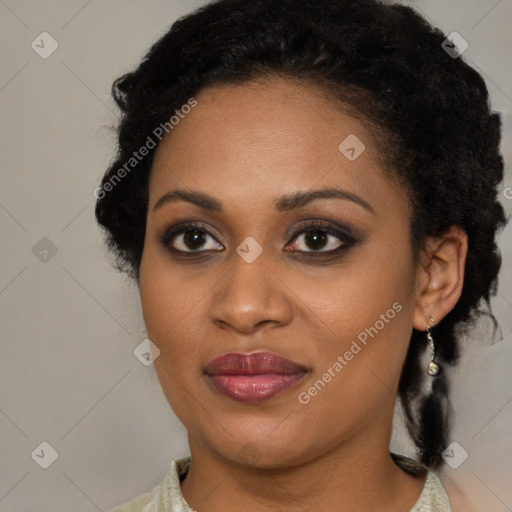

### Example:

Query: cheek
xmin=140 ymin=233 xmax=189 ymax=318
xmin=138 ymin=246 xmax=206 ymax=355
xmin=139 ymin=253 xmax=209 ymax=419
xmin=288 ymin=245 xmax=414 ymax=335
xmin=287 ymin=244 xmax=416 ymax=392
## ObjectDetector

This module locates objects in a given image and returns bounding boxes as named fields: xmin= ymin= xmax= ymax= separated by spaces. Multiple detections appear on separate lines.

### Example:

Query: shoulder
xmin=392 ymin=453 xmax=451 ymax=511
xmin=410 ymin=471 xmax=452 ymax=512
xmin=108 ymin=456 xmax=193 ymax=512
xmin=109 ymin=492 xmax=152 ymax=512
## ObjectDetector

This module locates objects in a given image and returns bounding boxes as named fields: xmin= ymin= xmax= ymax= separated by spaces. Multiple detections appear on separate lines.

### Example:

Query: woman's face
xmin=139 ymin=77 xmax=421 ymax=467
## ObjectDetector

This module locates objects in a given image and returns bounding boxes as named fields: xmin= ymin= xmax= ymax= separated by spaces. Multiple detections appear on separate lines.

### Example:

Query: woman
xmin=95 ymin=0 xmax=506 ymax=510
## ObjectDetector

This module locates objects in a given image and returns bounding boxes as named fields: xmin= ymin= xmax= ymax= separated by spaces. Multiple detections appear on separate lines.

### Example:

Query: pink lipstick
xmin=204 ymin=352 xmax=308 ymax=403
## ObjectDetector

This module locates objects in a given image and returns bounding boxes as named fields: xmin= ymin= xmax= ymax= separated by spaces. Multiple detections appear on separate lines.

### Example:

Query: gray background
xmin=0 ymin=1 xmax=510 ymax=511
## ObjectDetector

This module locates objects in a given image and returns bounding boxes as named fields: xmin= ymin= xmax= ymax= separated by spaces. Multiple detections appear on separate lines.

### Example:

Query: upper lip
xmin=205 ymin=352 xmax=308 ymax=376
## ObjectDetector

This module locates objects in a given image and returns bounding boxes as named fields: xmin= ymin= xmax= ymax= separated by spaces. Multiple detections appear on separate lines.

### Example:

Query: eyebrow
xmin=153 ymin=187 xmax=374 ymax=214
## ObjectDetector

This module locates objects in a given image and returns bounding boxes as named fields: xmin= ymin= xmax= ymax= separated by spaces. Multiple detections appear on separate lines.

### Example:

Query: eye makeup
xmin=157 ymin=217 xmax=361 ymax=263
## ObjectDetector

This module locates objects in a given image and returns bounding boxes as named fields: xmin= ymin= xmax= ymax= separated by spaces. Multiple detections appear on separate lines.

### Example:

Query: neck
xmin=180 ymin=427 xmax=425 ymax=511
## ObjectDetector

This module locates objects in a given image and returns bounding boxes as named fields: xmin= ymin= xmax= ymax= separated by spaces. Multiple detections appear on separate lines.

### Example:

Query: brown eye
xmin=303 ymin=230 xmax=330 ymax=251
xmin=181 ymin=229 xmax=208 ymax=250
xmin=159 ymin=223 xmax=224 ymax=253
xmin=287 ymin=222 xmax=354 ymax=254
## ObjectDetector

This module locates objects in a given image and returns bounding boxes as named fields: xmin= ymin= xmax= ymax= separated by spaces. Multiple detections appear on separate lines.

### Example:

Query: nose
xmin=209 ymin=250 xmax=293 ymax=335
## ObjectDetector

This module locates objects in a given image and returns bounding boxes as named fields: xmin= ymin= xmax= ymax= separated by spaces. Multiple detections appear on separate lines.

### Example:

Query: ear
xmin=413 ymin=226 xmax=468 ymax=331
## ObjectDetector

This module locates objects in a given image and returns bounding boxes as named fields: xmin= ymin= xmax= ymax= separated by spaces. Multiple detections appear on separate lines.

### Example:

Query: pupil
xmin=184 ymin=229 xmax=206 ymax=250
xmin=305 ymin=230 xmax=327 ymax=250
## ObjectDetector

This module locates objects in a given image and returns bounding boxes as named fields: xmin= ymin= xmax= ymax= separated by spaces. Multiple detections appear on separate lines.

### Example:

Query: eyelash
xmin=157 ymin=220 xmax=357 ymax=260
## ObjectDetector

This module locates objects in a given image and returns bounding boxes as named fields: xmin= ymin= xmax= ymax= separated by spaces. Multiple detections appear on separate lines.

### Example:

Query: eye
xmin=286 ymin=221 xmax=355 ymax=254
xmin=158 ymin=220 xmax=356 ymax=257
xmin=159 ymin=222 xmax=223 ymax=253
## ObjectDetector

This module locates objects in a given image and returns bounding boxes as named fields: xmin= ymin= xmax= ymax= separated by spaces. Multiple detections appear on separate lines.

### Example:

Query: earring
xmin=426 ymin=317 xmax=439 ymax=376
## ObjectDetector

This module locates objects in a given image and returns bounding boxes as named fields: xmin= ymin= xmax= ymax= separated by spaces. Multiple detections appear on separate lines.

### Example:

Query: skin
xmin=138 ymin=76 xmax=468 ymax=511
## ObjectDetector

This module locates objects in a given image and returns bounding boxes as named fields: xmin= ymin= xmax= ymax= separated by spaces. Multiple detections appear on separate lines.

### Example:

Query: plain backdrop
xmin=0 ymin=1 xmax=511 ymax=511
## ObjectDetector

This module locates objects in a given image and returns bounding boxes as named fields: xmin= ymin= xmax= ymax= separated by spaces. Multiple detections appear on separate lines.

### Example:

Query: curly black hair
xmin=95 ymin=0 xmax=506 ymax=470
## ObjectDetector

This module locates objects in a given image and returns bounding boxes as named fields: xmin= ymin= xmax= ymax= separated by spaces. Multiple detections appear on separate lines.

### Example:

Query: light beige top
xmin=110 ymin=455 xmax=451 ymax=512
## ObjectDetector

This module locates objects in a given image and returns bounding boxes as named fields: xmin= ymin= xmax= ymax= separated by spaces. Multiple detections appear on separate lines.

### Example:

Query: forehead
xmin=148 ymin=77 xmax=404 ymax=217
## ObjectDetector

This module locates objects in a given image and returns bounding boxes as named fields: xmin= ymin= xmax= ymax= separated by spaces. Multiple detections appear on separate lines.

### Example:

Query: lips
xmin=204 ymin=352 xmax=308 ymax=403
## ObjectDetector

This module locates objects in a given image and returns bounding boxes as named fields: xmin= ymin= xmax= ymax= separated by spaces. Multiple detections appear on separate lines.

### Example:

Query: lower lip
xmin=208 ymin=373 xmax=306 ymax=403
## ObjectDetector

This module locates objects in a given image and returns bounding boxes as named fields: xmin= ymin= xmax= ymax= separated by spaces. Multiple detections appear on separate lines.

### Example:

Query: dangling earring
xmin=426 ymin=317 xmax=439 ymax=376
